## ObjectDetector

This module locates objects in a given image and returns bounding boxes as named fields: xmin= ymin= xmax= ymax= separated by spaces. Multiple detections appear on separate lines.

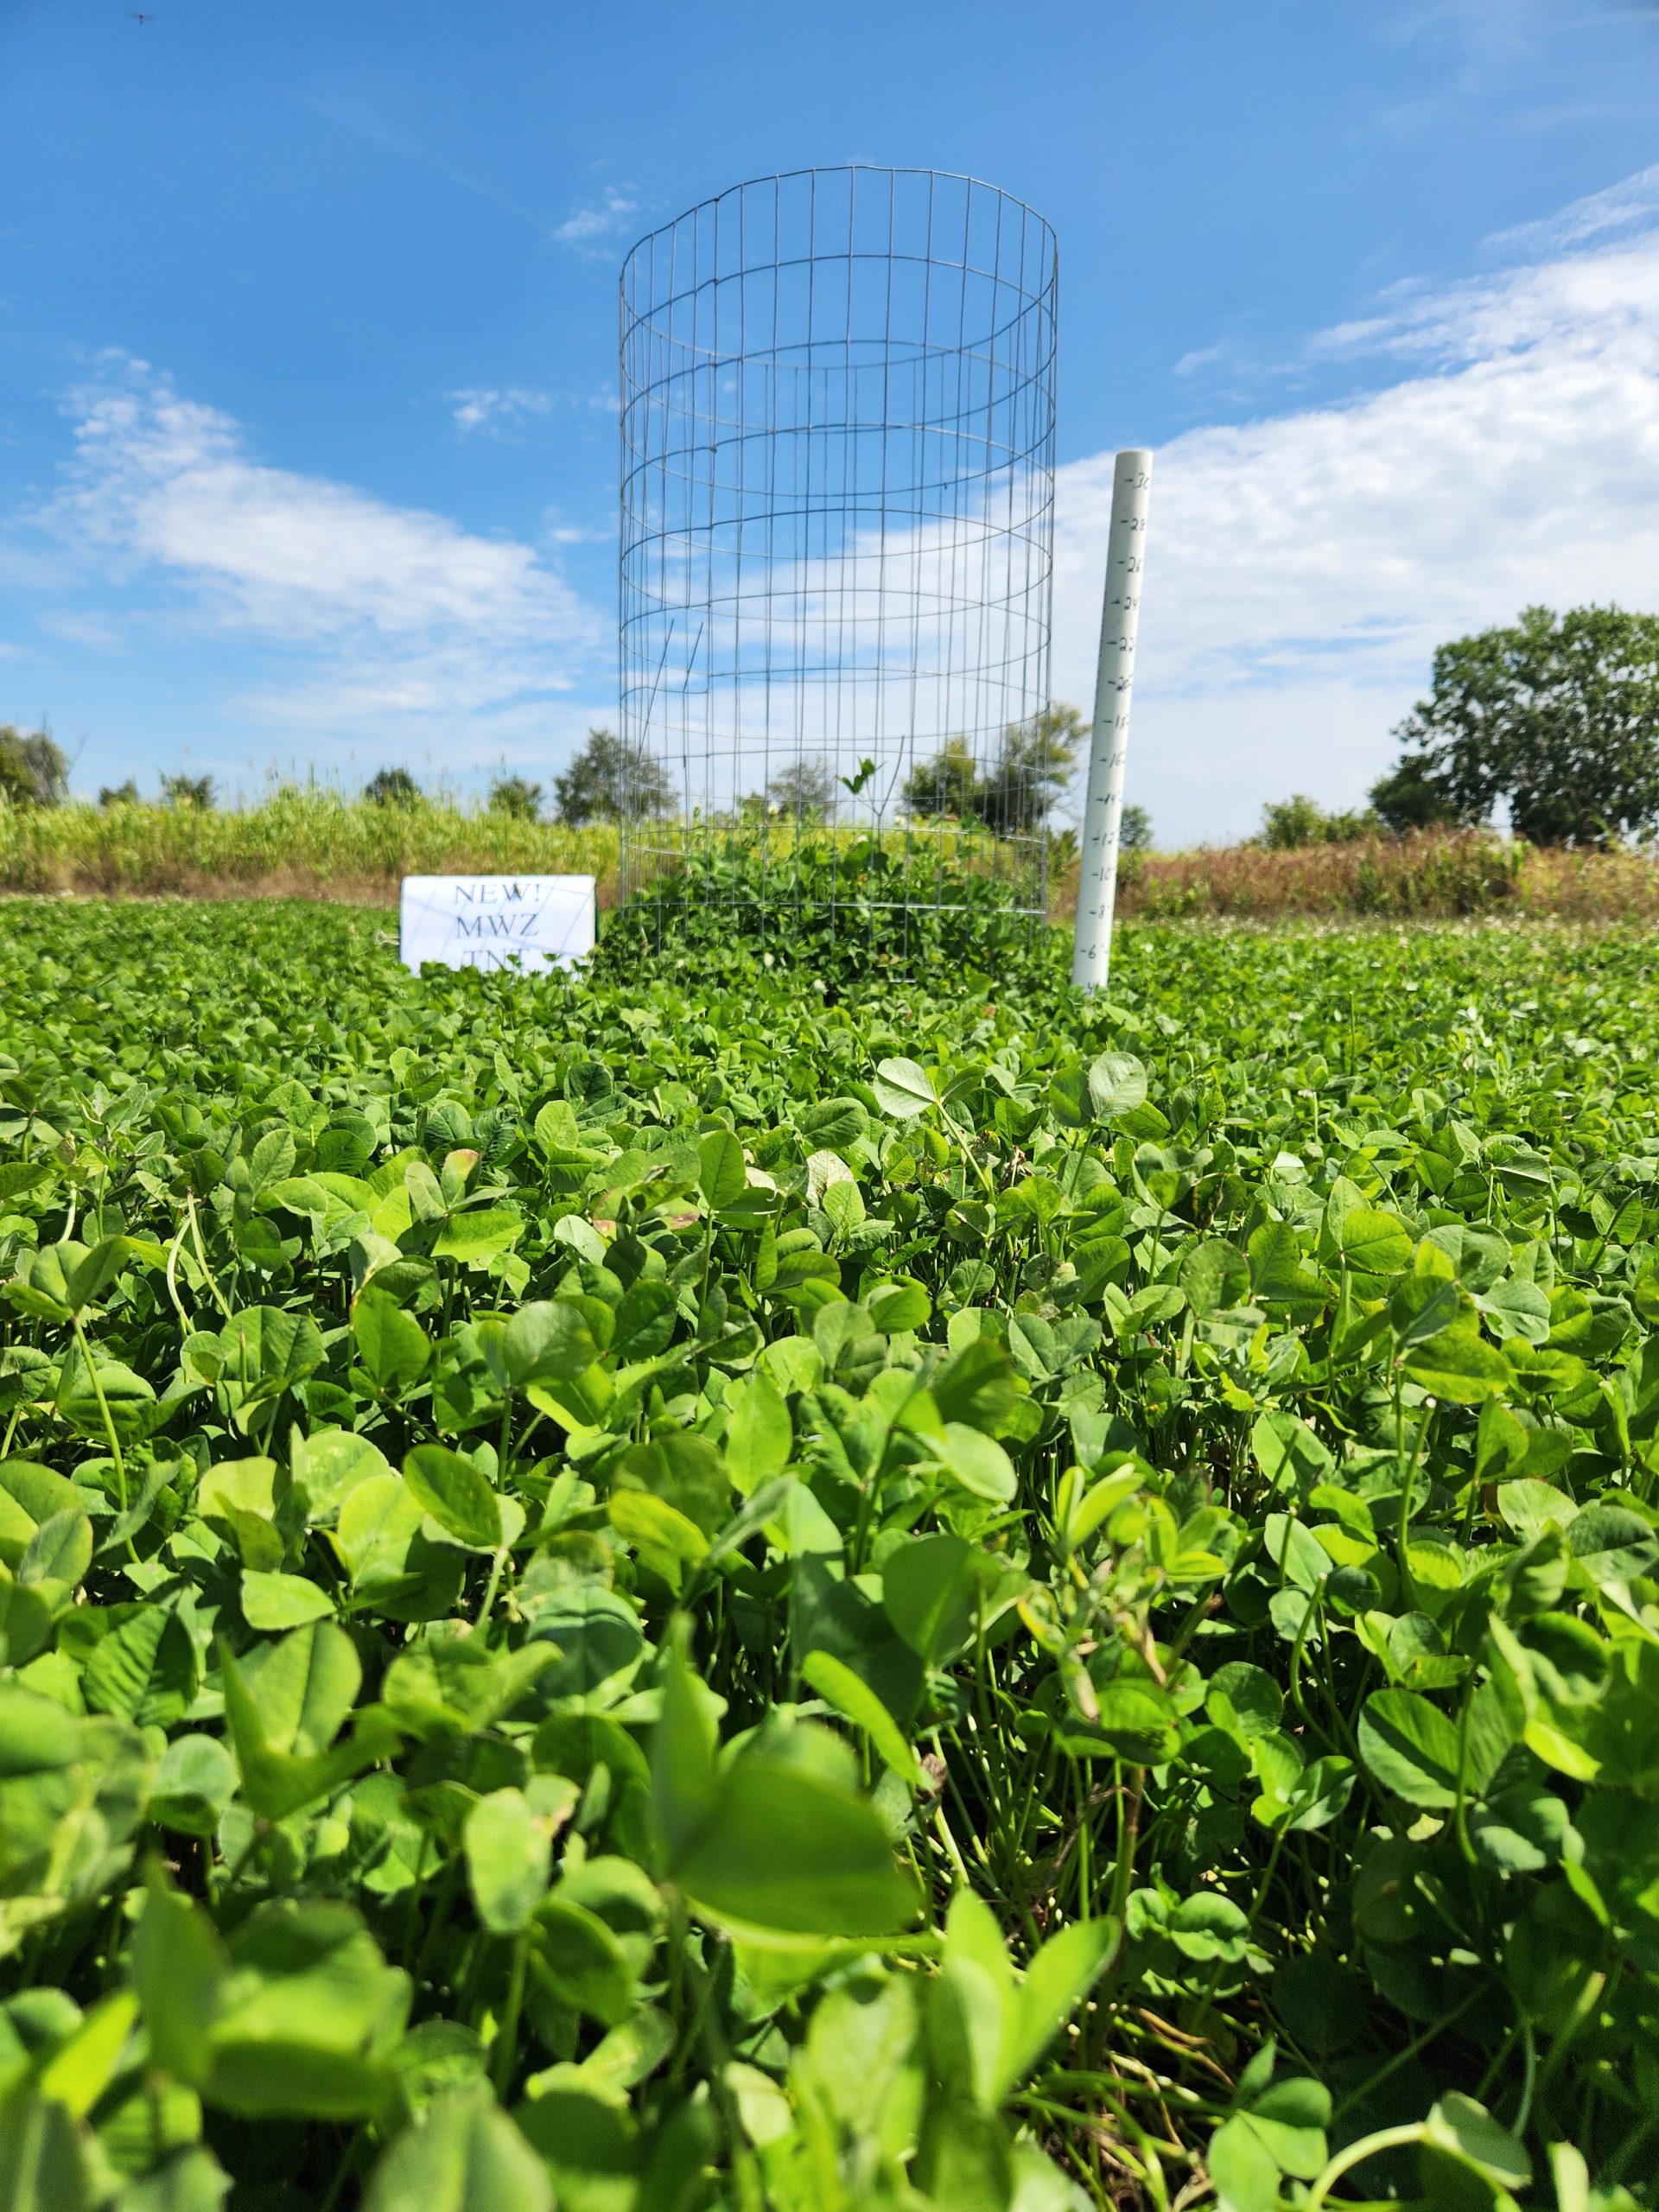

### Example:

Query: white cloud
xmin=448 ymin=386 xmax=557 ymax=435
xmin=34 ymin=355 xmax=607 ymax=745
xmin=448 ymin=385 xmax=617 ymax=436
xmin=1488 ymin=161 xmax=1659 ymax=256
xmin=554 ymin=187 xmax=640 ymax=251
xmin=1053 ymin=184 xmax=1659 ymax=844
xmin=1173 ymin=344 xmax=1230 ymax=379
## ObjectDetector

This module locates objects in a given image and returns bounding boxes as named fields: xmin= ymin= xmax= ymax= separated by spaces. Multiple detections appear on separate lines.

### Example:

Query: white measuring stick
xmin=1071 ymin=448 xmax=1153 ymax=992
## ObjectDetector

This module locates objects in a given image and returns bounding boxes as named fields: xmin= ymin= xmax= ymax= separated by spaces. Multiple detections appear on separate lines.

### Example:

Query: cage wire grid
xmin=616 ymin=165 xmax=1059 ymax=964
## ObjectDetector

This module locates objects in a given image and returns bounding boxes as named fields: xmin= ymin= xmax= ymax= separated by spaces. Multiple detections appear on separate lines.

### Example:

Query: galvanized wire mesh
xmin=616 ymin=165 xmax=1058 ymax=963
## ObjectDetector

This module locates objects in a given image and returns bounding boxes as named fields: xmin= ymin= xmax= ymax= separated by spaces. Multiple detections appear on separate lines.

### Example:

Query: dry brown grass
xmin=1046 ymin=830 xmax=1659 ymax=924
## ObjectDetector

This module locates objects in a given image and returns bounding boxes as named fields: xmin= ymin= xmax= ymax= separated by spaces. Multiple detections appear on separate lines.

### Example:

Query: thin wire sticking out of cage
xmin=617 ymin=165 xmax=1058 ymax=970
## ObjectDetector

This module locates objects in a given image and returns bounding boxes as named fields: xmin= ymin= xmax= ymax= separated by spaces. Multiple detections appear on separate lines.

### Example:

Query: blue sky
xmin=4 ymin=0 xmax=1659 ymax=842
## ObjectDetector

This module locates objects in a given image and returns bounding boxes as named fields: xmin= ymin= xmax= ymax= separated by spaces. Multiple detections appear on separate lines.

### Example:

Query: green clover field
xmin=1 ymin=897 xmax=1655 ymax=2212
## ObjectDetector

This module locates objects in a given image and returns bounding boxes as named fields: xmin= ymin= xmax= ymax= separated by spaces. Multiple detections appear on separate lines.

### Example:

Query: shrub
xmin=1258 ymin=792 xmax=1378 ymax=849
xmin=160 ymin=772 xmax=216 ymax=810
xmin=488 ymin=774 xmax=543 ymax=821
xmin=0 ymin=724 xmax=67 ymax=807
xmin=364 ymin=766 xmax=423 ymax=807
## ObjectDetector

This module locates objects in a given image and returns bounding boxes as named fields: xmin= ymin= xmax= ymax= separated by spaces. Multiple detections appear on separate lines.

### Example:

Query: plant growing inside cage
xmin=615 ymin=166 xmax=1061 ymax=972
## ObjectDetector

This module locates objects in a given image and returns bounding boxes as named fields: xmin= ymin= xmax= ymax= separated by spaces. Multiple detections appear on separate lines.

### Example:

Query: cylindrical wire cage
xmin=616 ymin=165 xmax=1059 ymax=965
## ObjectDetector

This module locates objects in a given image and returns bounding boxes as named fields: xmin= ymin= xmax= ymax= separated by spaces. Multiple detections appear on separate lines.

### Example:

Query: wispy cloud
xmin=28 ymin=354 xmax=607 ymax=743
xmin=1173 ymin=344 xmax=1231 ymax=379
xmin=1372 ymin=0 xmax=1615 ymax=128
xmin=448 ymin=386 xmax=558 ymax=435
xmin=1052 ymin=176 xmax=1659 ymax=841
xmin=1485 ymin=159 xmax=1659 ymax=256
xmin=298 ymin=89 xmax=549 ymax=233
xmin=554 ymin=186 xmax=640 ymax=252
xmin=448 ymin=385 xmax=617 ymax=436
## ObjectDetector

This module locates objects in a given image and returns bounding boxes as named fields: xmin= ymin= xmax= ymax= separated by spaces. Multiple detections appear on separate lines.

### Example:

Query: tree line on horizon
xmin=6 ymin=603 xmax=1658 ymax=853
xmin=356 ymin=711 xmax=1165 ymax=848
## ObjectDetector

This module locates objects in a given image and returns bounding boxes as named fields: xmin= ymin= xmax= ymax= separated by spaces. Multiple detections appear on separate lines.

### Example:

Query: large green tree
xmin=553 ymin=728 xmax=674 ymax=825
xmin=1376 ymin=604 xmax=1659 ymax=846
xmin=763 ymin=755 xmax=836 ymax=819
xmin=904 ymin=704 xmax=1082 ymax=835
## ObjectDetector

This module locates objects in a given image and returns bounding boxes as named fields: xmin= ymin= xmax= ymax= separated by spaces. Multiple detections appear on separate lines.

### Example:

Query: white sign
xmin=399 ymin=874 xmax=596 ymax=974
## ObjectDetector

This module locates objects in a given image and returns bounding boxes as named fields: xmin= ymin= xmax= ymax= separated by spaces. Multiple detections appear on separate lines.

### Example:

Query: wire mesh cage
xmin=616 ymin=165 xmax=1059 ymax=969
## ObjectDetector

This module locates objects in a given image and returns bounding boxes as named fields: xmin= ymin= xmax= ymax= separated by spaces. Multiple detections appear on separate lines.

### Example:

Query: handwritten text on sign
xmin=398 ymin=874 xmax=596 ymax=974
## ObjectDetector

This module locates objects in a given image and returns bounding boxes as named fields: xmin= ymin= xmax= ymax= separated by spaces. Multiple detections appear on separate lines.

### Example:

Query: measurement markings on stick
xmin=1071 ymin=448 xmax=1153 ymax=989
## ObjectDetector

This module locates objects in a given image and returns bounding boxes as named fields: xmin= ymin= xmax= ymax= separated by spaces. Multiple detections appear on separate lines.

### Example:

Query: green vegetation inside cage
xmin=600 ymin=834 xmax=1049 ymax=987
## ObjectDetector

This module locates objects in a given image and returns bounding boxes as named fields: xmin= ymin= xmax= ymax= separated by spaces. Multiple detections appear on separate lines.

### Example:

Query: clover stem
xmin=1394 ymin=1389 xmax=1434 ymax=1605
xmin=399 ymin=1833 xmax=431 ymax=1968
xmin=491 ymin=1930 xmax=529 ymax=2097
xmin=476 ymin=1543 xmax=507 ymax=1628
xmin=1530 ymin=1965 xmax=1606 ymax=2106
xmin=1108 ymin=1763 xmax=1144 ymax=1932
xmin=164 ymin=1212 xmax=191 ymax=1327
xmin=1286 ymin=1583 xmax=1331 ymax=1747
xmin=683 ymin=1928 xmax=766 ymax=2212
xmin=1509 ymin=2018 xmax=1538 ymax=2139
xmin=315 ymin=2133 xmax=366 ymax=2212
xmin=1247 ymin=1821 xmax=1290 ymax=1921
xmin=941 ymin=1103 xmax=996 ymax=1198
xmin=72 ymin=1312 xmax=128 ymax=1520
xmin=932 ymin=1804 xmax=973 ymax=1887
xmin=1333 ymin=1979 xmax=1490 ymax=2121
xmin=185 ymin=1191 xmax=235 ymax=1320
xmin=1452 ymin=1674 xmax=1478 ymax=1866
xmin=1306 ymin=2123 xmax=1427 ymax=2209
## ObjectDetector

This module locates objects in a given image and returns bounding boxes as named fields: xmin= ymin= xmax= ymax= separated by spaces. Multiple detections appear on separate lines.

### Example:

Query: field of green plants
xmin=0 ymin=791 xmax=622 ymax=904
xmin=1 ymin=899 xmax=1656 ymax=2212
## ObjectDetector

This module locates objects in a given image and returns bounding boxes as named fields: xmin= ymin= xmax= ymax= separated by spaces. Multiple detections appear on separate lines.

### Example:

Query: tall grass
xmin=1111 ymin=830 xmax=1523 ymax=918
xmin=1511 ymin=838 xmax=1659 ymax=919
xmin=1053 ymin=830 xmax=1659 ymax=922
xmin=0 ymin=790 xmax=621 ymax=904
xmin=8 ymin=803 xmax=1659 ymax=923
xmin=0 ymin=797 xmax=1033 ymax=911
